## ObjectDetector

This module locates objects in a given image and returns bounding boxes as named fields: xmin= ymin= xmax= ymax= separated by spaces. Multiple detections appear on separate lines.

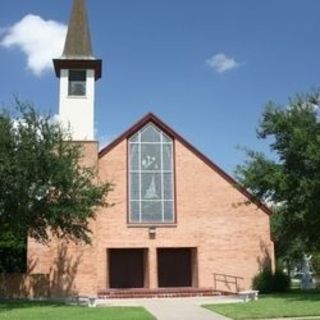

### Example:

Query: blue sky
xmin=1 ymin=0 xmax=320 ymax=175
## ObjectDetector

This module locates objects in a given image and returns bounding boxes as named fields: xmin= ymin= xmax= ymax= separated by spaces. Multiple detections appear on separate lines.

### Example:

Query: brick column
xmin=148 ymin=247 xmax=158 ymax=289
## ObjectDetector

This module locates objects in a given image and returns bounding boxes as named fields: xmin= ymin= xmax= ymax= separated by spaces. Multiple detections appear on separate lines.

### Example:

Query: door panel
xmin=157 ymin=248 xmax=192 ymax=287
xmin=109 ymin=249 xmax=144 ymax=288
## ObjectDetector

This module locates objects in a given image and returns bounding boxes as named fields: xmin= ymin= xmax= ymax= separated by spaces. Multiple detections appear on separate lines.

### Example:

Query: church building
xmin=28 ymin=0 xmax=274 ymax=298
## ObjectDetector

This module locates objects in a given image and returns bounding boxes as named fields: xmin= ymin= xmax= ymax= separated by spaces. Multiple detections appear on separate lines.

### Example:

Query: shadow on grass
xmin=0 ymin=300 xmax=65 ymax=313
xmin=261 ymin=289 xmax=320 ymax=302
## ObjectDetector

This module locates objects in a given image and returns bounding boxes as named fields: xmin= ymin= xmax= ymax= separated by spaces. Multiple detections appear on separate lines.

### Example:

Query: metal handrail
xmin=212 ymin=273 xmax=244 ymax=293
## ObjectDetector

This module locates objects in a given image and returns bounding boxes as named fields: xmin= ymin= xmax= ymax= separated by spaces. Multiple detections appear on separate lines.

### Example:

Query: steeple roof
xmin=53 ymin=0 xmax=102 ymax=79
xmin=62 ymin=0 xmax=93 ymax=59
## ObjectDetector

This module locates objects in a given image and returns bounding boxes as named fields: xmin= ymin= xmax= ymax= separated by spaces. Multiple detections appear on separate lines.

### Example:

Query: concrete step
xmin=97 ymin=287 xmax=222 ymax=299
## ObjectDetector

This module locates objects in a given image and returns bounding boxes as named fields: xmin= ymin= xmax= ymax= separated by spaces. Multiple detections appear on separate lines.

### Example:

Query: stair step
xmin=97 ymin=287 xmax=221 ymax=299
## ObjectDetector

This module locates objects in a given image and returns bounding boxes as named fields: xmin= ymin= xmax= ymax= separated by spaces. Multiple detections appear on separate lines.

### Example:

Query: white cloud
xmin=206 ymin=53 xmax=240 ymax=73
xmin=0 ymin=14 xmax=67 ymax=76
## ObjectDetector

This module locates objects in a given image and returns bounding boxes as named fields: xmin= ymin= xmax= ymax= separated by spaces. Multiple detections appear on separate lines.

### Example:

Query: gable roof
xmin=99 ymin=113 xmax=272 ymax=215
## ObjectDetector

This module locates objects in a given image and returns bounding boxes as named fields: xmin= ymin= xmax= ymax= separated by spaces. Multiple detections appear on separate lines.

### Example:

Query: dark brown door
xmin=109 ymin=249 xmax=145 ymax=288
xmin=157 ymin=248 xmax=192 ymax=287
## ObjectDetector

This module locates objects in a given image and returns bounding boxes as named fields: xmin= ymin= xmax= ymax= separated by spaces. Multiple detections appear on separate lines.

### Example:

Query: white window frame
xmin=128 ymin=123 xmax=175 ymax=224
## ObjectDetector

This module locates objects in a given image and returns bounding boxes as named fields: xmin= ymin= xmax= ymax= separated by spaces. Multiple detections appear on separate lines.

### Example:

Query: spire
xmin=63 ymin=0 xmax=93 ymax=59
xmin=53 ymin=0 xmax=102 ymax=79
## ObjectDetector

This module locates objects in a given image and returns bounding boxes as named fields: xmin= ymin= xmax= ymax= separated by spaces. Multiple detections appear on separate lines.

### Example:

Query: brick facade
xmin=27 ymin=121 xmax=274 ymax=297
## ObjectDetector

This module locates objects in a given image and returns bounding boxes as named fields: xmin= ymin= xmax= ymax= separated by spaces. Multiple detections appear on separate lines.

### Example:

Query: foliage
xmin=0 ymin=243 xmax=26 ymax=273
xmin=312 ymin=253 xmax=320 ymax=278
xmin=271 ymin=210 xmax=305 ymax=272
xmin=252 ymin=267 xmax=290 ymax=293
xmin=0 ymin=101 xmax=112 ymax=247
xmin=252 ymin=268 xmax=274 ymax=293
xmin=205 ymin=290 xmax=320 ymax=319
xmin=0 ymin=229 xmax=27 ymax=273
xmin=252 ymin=268 xmax=289 ymax=293
xmin=272 ymin=269 xmax=291 ymax=292
xmin=236 ymin=91 xmax=320 ymax=254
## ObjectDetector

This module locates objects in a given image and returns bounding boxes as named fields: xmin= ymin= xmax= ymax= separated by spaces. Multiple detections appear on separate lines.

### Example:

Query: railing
xmin=212 ymin=273 xmax=244 ymax=293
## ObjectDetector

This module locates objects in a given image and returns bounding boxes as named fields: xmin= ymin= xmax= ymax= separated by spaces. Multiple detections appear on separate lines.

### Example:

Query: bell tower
xmin=53 ymin=0 xmax=102 ymax=141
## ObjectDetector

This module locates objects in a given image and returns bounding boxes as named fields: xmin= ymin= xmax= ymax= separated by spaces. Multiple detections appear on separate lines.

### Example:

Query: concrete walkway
xmin=97 ymin=296 xmax=240 ymax=320
xmin=260 ymin=318 xmax=320 ymax=320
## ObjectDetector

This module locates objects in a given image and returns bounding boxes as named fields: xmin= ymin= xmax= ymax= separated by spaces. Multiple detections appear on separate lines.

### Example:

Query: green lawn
xmin=204 ymin=290 xmax=320 ymax=319
xmin=0 ymin=301 xmax=155 ymax=320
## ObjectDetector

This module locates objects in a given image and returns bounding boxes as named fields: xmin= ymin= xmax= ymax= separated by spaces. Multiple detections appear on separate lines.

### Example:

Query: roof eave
xmin=53 ymin=58 xmax=102 ymax=80
xmin=98 ymin=113 xmax=272 ymax=216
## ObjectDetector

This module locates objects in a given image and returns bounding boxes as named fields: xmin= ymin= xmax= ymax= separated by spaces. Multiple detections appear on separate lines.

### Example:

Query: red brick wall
xmin=28 ymin=138 xmax=274 ymax=296
xmin=27 ymin=141 xmax=99 ymax=297
xmin=0 ymin=274 xmax=49 ymax=298
xmin=96 ymin=139 xmax=274 ymax=291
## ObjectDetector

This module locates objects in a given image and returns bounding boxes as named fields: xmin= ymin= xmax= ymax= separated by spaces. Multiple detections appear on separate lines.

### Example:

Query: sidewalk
xmin=97 ymin=296 xmax=240 ymax=320
xmin=259 ymin=318 xmax=320 ymax=320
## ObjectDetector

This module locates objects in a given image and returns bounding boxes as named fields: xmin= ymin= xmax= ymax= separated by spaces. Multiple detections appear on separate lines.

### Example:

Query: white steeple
xmin=53 ymin=0 xmax=102 ymax=141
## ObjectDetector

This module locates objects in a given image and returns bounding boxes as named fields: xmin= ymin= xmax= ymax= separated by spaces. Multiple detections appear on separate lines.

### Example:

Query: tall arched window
xmin=128 ymin=123 xmax=175 ymax=223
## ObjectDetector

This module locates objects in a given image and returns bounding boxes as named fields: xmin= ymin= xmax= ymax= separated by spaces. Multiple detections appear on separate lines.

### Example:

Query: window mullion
xmin=160 ymin=133 xmax=164 ymax=222
xmin=171 ymin=142 xmax=175 ymax=222
xmin=129 ymin=124 xmax=174 ymax=224
xmin=138 ymin=132 xmax=142 ymax=223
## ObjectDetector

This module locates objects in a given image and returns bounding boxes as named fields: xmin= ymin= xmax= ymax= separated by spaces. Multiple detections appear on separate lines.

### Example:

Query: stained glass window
xmin=128 ymin=123 xmax=175 ymax=223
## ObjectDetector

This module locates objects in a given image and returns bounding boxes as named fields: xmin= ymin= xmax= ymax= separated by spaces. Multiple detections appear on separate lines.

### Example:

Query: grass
xmin=0 ymin=300 xmax=156 ymax=320
xmin=204 ymin=290 xmax=320 ymax=319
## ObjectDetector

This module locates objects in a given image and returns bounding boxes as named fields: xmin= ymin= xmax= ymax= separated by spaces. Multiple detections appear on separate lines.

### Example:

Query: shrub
xmin=272 ymin=269 xmax=290 ymax=292
xmin=252 ymin=268 xmax=274 ymax=293
xmin=312 ymin=253 xmax=320 ymax=278
xmin=252 ymin=269 xmax=290 ymax=293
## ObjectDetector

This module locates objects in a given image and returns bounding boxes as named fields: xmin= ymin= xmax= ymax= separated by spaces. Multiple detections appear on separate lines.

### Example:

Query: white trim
xmin=128 ymin=123 xmax=175 ymax=224
xmin=130 ymin=200 xmax=174 ymax=203
xmin=138 ymin=131 xmax=142 ymax=223
xmin=160 ymin=132 xmax=165 ymax=221
xmin=130 ymin=170 xmax=173 ymax=173
xmin=129 ymin=142 xmax=172 ymax=145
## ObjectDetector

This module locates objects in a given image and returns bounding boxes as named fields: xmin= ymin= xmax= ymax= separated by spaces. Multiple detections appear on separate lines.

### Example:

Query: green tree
xmin=0 ymin=101 xmax=112 ymax=251
xmin=271 ymin=209 xmax=305 ymax=273
xmin=236 ymin=91 xmax=320 ymax=261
